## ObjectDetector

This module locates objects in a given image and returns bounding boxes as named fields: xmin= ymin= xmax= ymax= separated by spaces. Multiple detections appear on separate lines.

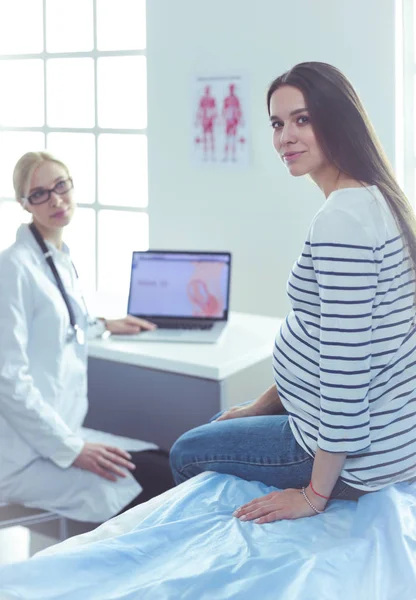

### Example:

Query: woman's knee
xmin=170 ymin=429 xmax=195 ymax=479
xmin=169 ymin=432 xmax=186 ymax=476
xmin=169 ymin=424 xmax=213 ymax=483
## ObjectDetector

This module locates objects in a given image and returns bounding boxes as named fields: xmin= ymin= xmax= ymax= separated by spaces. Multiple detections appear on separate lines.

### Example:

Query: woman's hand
xmin=216 ymin=385 xmax=284 ymax=421
xmin=72 ymin=442 xmax=136 ymax=481
xmin=215 ymin=401 xmax=262 ymax=422
xmin=104 ymin=315 xmax=156 ymax=335
xmin=233 ymin=488 xmax=326 ymax=523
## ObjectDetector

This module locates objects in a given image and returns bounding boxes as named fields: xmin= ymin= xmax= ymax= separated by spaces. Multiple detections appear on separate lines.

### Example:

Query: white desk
xmin=86 ymin=312 xmax=283 ymax=449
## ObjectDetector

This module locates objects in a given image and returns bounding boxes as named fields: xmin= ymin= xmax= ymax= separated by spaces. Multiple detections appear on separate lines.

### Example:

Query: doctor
xmin=0 ymin=151 xmax=173 ymax=523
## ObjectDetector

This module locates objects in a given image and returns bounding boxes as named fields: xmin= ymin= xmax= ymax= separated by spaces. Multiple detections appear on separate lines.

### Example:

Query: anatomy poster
xmin=192 ymin=74 xmax=249 ymax=167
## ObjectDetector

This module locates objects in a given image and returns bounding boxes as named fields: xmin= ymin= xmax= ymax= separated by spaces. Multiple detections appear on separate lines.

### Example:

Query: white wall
xmin=146 ymin=0 xmax=396 ymax=317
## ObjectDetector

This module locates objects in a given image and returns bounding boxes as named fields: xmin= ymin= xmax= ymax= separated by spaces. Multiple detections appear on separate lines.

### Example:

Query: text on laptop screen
xmin=128 ymin=252 xmax=231 ymax=319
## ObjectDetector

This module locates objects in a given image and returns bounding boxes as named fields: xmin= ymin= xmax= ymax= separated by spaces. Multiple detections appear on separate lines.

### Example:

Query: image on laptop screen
xmin=128 ymin=252 xmax=231 ymax=320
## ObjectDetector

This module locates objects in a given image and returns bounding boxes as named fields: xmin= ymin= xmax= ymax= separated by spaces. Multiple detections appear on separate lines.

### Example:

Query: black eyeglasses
xmin=25 ymin=178 xmax=74 ymax=206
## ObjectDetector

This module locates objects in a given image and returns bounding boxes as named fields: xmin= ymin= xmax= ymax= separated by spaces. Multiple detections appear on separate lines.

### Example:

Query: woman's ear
xmin=19 ymin=197 xmax=30 ymax=212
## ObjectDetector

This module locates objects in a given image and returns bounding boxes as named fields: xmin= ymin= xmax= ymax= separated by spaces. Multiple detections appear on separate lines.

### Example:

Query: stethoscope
xmin=29 ymin=222 xmax=89 ymax=345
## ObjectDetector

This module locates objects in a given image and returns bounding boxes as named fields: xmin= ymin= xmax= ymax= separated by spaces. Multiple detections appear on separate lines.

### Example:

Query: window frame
xmin=0 ymin=0 xmax=148 ymax=291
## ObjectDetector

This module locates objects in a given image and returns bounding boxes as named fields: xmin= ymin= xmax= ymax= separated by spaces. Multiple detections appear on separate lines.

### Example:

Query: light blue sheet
xmin=1 ymin=473 xmax=415 ymax=600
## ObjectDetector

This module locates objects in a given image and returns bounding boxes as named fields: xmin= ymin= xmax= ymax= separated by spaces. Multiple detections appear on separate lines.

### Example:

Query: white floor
xmin=0 ymin=527 xmax=30 ymax=564
xmin=0 ymin=527 xmax=60 ymax=565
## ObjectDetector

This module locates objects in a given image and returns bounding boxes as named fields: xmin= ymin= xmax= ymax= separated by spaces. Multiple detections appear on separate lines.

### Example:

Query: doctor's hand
xmin=73 ymin=443 xmax=136 ymax=482
xmin=104 ymin=315 xmax=156 ymax=335
xmin=233 ymin=488 xmax=325 ymax=524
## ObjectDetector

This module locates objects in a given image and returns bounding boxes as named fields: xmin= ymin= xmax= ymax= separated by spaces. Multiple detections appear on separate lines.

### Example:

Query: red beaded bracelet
xmin=310 ymin=480 xmax=330 ymax=500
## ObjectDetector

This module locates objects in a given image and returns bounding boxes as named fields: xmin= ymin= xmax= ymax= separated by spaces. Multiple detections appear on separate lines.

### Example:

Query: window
xmin=0 ymin=0 xmax=148 ymax=295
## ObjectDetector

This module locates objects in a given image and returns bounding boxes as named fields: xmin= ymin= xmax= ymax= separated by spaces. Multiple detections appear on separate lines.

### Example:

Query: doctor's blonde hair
xmin=13 ymin=151 xmax=71 ymax=201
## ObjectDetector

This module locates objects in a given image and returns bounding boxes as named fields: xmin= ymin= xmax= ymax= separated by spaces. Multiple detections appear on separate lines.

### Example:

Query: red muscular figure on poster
xmin=195 ymin=85 xmax=217 ymax=161
xmin=222 ymin=83 xmax=243 ymax=162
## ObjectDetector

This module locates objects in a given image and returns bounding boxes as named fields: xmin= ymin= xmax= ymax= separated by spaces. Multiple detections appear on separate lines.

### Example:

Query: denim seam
xmin=179 ymin=455 xmax=313 ymax=473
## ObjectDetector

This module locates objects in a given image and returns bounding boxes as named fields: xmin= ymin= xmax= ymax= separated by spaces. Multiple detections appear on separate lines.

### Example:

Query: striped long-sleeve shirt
xmin=273 ymin=185 xmax=416 ymax=491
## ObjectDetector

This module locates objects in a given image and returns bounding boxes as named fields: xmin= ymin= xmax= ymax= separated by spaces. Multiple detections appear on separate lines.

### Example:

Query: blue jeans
xmin=170 ymin=412 xmax=365 ymax=501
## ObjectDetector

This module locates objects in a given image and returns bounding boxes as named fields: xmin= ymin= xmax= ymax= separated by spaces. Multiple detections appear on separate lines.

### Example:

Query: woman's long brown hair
xmin=267 ymin=62 xmax=416 ymax=276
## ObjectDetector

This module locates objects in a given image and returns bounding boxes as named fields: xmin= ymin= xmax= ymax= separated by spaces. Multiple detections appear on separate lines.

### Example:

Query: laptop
xmin=113 ymin=250 xmax=232 ymax=343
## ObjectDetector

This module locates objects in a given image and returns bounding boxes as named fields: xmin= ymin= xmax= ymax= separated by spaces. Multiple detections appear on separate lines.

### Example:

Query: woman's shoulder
xmin=310 ymin=186 xmax=387 ymax=247
xmin=0 ymin=231 xmax=39 ymax=276
xmin=325 ymin=185 xmax=382 ymax=214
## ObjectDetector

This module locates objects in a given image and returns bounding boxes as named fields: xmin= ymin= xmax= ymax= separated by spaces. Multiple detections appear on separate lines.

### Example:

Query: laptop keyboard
xmin=159 ymin=323 xmax=214 ymax=331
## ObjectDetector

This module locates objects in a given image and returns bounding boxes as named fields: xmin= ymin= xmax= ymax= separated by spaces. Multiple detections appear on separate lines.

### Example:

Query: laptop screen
xmin=127 ymin=251 xmax=231 ymax=320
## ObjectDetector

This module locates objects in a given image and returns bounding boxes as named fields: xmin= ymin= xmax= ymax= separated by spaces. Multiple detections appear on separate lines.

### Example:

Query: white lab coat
xmin=0 ymin=225 xmax=149 ymax=522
